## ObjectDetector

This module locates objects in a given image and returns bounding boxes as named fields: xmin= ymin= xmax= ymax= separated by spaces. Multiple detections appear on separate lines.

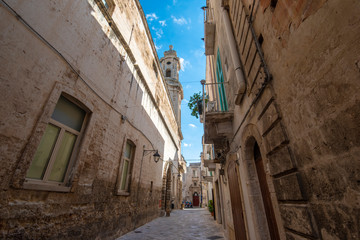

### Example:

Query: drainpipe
xmin=221 ymin=7 xmax=246 ymax=104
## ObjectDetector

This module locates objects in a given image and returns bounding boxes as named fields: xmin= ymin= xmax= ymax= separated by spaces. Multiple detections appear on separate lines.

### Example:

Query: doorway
xmin=254 ymin=142 xmax=280 ymax=240
xmin=228 ymin=160 xmax=247 ymax=240
xmin=215 ymin=180 xmax=223 ymax=224
xmin=193 ymin=192 xmax=199 ymax=207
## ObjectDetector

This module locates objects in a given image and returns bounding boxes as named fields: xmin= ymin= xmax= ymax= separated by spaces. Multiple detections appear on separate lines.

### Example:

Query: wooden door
xmin=193 ymin=192 xmax=199 ymax=206
xmin=228 ymin=161 xmax=247 ymax=240
xmin=254 ymin=143 xmax=280 ymax=240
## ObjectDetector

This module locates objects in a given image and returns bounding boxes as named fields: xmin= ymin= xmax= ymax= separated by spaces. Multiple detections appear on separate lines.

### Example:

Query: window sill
xmin=23 ymin=179 xmax=71 ymax=192
xmin=115 ymin=191 xmax=130 ymax=196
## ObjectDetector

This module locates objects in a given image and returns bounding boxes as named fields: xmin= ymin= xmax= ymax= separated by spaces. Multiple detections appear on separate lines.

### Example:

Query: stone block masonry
xmin=0 ymin=0 xmax=182 ymax=239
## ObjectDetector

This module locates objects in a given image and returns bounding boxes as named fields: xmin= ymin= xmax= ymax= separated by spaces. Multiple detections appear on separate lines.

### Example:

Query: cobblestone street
xmin=117 ymin=208 xmax=226 ymax=240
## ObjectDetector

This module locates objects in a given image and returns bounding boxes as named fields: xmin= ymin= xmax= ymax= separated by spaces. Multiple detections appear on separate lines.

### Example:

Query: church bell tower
xmin=160 ymin=45 xmax=183 ymax=127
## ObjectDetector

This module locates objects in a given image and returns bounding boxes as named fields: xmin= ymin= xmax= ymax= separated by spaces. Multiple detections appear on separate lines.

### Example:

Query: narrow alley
xmin=117 ymin=208 xmax=225 ymax=240
xmin=1 ymin=0 xmax=359 ymax=239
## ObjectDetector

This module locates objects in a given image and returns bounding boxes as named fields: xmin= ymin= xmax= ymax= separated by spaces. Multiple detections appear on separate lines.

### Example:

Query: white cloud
xmin=156 ymin=28 xmax=163 ymax=38
xmin=151 ymin=26 xmax=163 ymax=39
xmin=155 ymin=44 xmax=163 ymax=50
xmin=183 ymin=99 xmax=189 ymax=103
xmin=146 ymin=13 xmax=158 ymax=21
xmin=171 ymin=15 xmax=188 ymax=25
xmin=179 ymin=57 xmax=191 ymax=71
xmin=183 ymin=143 xmax=192 ymax=147
xmin=189 ymin=124 xmax=196 ymax=128
xmin=159 ymin=20 xmax=167 ymax=26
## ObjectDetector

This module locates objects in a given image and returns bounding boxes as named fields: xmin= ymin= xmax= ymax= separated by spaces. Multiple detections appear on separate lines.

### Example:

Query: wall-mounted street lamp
xmin=143 ymin=149 xmax=161 ymax=163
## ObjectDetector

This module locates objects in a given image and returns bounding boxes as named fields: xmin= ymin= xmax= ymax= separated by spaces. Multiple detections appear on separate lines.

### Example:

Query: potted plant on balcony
xmin=208 ymin=200 xmax=214 ymax=216
xmin=188 ymin=91 xmax=202 ymax=119
xmin=188 ymin=92 xmax=208 ymax=119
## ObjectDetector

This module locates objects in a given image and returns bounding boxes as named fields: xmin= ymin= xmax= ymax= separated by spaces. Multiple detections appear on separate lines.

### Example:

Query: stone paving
xmin=117 ymin=208 xmax=226 ymax=240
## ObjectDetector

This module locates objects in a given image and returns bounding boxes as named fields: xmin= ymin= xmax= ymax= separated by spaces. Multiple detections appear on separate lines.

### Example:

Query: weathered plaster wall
xmin=0 ymin=0 xmax=181 ymax=239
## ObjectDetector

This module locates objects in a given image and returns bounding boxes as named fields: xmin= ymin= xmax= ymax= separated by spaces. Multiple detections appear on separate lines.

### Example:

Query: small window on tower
xmin=166 ymin=69 xmax=171 ymax=77
xmin=167 ymin=61 xmax=171 ymax=65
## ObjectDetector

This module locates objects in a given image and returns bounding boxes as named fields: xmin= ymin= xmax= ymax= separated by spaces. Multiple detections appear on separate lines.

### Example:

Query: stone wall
xmin=0 ymin=0 xmax=181 ymax=239
xmin=206 ymin=0 xmax=360 ymax=239
xmin=252 ymin=0 xmax=360 ymax=239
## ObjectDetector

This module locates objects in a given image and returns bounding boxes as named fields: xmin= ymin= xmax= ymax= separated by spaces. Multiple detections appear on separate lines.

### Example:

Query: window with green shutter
xmin=216 ymin=49 xmax=228 ymax=112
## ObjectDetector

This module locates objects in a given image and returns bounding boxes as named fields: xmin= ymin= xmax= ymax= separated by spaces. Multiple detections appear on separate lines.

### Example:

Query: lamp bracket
xmin=143 ymin=149 xmax=157 ymax=157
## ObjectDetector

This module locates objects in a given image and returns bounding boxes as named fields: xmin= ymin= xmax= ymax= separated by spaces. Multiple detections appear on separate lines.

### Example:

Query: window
xmin=270 ymin=0 xmax=278 ymax=9
xmin=102 ymin=0 xmax=109 ymax=9
xmin=153 ymin=60 xmax=158 ymax=78
xmin=118 ymin=140 xmax=135 ymax=194
xmin=258 ymin=34 xmax=264 ymax=46
xmin=166 ymin=69 xmax=171 ymax=77
xmin=101 ymin=0 xmax=115 ymax=15
xmin=216 ymin=49 xmax=228 ymax=111
xmin=25 ymin=95 xmax=87 ymax=189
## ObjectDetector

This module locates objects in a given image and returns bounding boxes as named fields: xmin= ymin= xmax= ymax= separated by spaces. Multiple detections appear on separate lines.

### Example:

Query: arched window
xmin=166 ymin=69 xmax=171 ymax=77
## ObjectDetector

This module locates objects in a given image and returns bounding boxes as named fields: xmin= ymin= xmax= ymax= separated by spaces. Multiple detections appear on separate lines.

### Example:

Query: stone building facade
xmin=201 ymin=145 xmax=214 ymax=208
xmin=0 ymin=0 xmax=182 ymax=239
xmin=183 ymin=163 xmax=202 ymax=207
xmin=202 ymin=0 xmax=360 ymax=239
xmin=172 ymin=155 xmax=187 ymax=210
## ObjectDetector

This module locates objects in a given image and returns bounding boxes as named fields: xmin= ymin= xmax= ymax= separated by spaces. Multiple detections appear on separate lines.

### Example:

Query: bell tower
xmin=160 ymin=45 xmax=183 ymax=127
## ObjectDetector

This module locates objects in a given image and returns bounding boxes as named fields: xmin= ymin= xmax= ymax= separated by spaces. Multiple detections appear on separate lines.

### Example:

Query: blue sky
xmin=139 ymin=0 xmax=205 ymax=164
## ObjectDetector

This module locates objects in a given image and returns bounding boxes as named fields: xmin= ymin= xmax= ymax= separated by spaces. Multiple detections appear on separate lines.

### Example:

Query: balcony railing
xmin=202 ymin=98 xmax=233 ymax=146
xmin=203 ymin=6 xmax=214 ymax=23
xmin=203 ymin=175 xmax=213 ymax=182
